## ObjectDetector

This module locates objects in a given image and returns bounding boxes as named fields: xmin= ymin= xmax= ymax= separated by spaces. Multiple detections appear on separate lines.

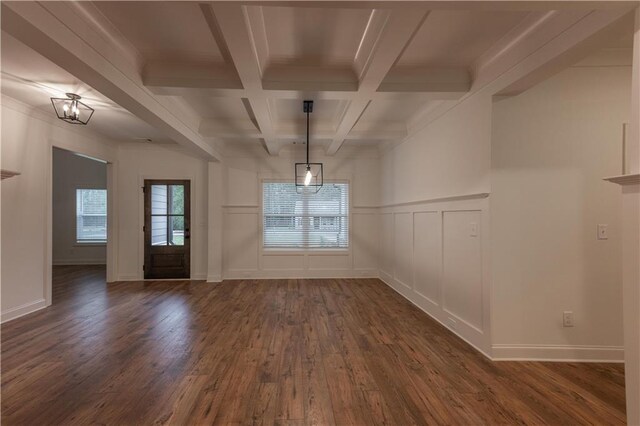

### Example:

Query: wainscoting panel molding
xmin=378 ymin=194 xmax=492 ymax=357
xmin=393 ymin=212 xmax=414 ymax=290
xmin=413 ymin=211 xmax=441 ymax=307
xmin=442 ymin=210 xmax=484 ymax=333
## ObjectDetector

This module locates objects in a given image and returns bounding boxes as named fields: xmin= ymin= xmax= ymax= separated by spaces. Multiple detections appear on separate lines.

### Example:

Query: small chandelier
xmin=50 ymin=93 xmax=94 ymax=125
xmin=295 ymin=100 xmax=323 ymax=193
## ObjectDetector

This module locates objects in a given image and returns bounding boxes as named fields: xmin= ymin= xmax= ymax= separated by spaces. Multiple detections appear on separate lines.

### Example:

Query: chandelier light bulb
xmin=304 ymin=167 xmax=312 ymax=186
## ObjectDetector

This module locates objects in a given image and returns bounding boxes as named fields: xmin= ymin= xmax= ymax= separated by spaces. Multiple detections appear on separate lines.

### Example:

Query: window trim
xmin=75 ymin=188 xmax=107 ymax=245
xmin=259 ymin=178 xmax=351 ymax=254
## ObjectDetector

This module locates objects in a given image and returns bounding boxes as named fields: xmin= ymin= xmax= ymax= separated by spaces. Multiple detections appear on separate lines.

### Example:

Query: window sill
xmin=74 ymin=242 xmax=107 ymax=247
xmin=262 ymin=248 xmax=349 ymax=256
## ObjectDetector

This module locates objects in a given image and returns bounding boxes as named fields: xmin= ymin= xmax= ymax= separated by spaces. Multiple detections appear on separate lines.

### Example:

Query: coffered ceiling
xmin=94 ymin=1 xmax=527 ymax=153
xmin=1 ymin=1 xmax=636 ymax=159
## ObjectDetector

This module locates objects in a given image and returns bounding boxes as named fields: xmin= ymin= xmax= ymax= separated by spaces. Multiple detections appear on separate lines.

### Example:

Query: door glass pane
xmin=151 ymin=185 xmax=167 ymax=214
xmin=151 ymin=215 xmax=168 ymax=246
xmin=170 ymin=185 xmax=184 ymax=214
xmin=169 ymin=215 xmax=184 ymax=246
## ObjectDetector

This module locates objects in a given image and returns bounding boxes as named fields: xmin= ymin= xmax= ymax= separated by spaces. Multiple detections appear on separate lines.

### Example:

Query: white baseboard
xmin=492 ymin=344 xmax=625 ymax=362
xmin=116 ymin=274 xmax=210 ymax=282
xmin=116 ymin=275 xmax=140 ymax=281
xmin=207 ymin=275 xmax=222 ymax=283
xmin=378 ymin=271 xmax=493 ymax=360
xmin=378 ymin=271 xmax=624 ymax=364
xmin=1 ymin=298 xmax=47 ymax=323
xmin=222 ymin=269 xmax=378 ymax=280
xmin=53 ymin=259 xmax=106 ymax=265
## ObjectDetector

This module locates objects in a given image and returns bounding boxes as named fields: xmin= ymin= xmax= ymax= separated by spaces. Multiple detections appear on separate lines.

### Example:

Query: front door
xmin=144 ymin=180 xmax=190 ymax=279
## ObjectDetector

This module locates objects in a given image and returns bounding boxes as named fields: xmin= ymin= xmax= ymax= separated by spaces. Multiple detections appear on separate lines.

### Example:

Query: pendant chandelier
xmin=50 ymin=93 xmax=94 ymax=125
xmin=295 ymin=100 xmax=323 ymax=193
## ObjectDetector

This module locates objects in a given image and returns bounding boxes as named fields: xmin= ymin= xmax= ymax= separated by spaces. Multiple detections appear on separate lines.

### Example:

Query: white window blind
xmin=263 ymin=182 xmax=349 ymax=249
xmin=76 ymin=189 xmax=107 ymax=243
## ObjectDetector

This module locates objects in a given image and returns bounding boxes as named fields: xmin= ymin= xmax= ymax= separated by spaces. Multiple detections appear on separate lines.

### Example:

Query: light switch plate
xmin=597 ymin=224 xmax=608 ymax=240
xmin=563 ymin=311 xmax=574 ymax=327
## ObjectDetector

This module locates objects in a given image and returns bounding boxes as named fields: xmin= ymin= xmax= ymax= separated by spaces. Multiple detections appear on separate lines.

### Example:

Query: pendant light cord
xmin=306 ymin=107 xmax=310 ymax=165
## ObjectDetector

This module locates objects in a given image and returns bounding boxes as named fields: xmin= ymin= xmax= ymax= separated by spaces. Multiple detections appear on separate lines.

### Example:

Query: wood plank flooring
xmin=1 ymin=265 xmax=626 ymax=425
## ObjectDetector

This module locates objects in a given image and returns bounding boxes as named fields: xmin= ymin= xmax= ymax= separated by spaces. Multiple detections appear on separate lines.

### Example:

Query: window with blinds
xmin=76 ymin=189 xmax=107 ymax=243
xmin=263 ymin=182 xmax=349 ymax=249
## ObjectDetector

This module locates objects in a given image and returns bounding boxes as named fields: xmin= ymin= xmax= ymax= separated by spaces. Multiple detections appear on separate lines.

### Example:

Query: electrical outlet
xmin=469 ymin=223 xmax=478 ymax=237
xmin=597 ymin=224 xmax=608 ymax=240
xmin=563 ymin=311 xmax=574 ymax=327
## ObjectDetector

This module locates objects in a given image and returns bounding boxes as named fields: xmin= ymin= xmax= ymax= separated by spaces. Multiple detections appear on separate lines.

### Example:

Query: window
xmin=263 ymin=182 xmax=349 ymax=249
xmin=76 ymin=189 xmax=107 ymax=243
xmin=150 ymin=184 xmax=185 ymax=246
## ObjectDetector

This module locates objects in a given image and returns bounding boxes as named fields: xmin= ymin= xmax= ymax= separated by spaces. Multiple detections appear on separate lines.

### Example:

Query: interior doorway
xmin=143 ymin=180 xmax=191 ymax=279
xmin=51 ymin=147 xmax=109 ymax=303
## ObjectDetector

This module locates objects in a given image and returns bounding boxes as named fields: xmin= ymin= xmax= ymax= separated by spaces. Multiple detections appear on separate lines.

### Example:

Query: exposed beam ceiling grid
xmin=142 ymin=2 xmax=475 ymax=155
xmin=4 ymin=1 xmax=635 ymax=157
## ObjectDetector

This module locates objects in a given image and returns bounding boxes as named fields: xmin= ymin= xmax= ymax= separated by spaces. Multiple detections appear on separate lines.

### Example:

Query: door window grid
xmin=150 ymin=184 xmax=185 ymax=246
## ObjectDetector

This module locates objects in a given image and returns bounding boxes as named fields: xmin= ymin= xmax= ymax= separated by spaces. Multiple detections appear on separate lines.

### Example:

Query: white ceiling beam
xmin=144 ymin=65 xmax=467 ymax=100
xmin=262 ymin=64 xmax=359 ymax=92
xmin=199 ymin=119 xmax=262 ymax=138
xmin=378 ymin=67 xmax=471 ymax=93
xmin=283 ymin=120 xmax=406 ymax=141
xmin=401 ymin=7 xmax=635 ymax=144
xmin=497 ymin=9 xmax=636 ymax=95
xmin=205 ymin=3 xmax=280 ymax=155
xmin=146 ymin=84 xmax=466 ymax=102
xmin=235 ymin=2 xmax=638 ymax=11
xmin=326 ymin=8 xmax=430 ymax=155
xmin=142 ymin=62 xmax=242 ymax=90
xmin=2 ymin=1 xmax=222 ymax=161
xmin=200 ymin=118 xmax=406 ymax=141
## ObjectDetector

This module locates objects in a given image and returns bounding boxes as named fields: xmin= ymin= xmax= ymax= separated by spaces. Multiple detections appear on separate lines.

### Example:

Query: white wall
xmin=1 ymin=96 xmax=117 ymax=322
xmin=115 ymin=143 xmax=209 ymax=280
xmin=221 ymin=144 xmax=379 ymax=279
xmin=380 ymin=95 xmax=492 ymax=206
xmin=491 ymin=64 xmax=630 ymax=361
xmin=378 ymin=46 xmax=631 ymax=360
xmin=378 ymin=87 xmax=495 ymax=355
xmin=52 ymin=148 xmax=107 ymax=265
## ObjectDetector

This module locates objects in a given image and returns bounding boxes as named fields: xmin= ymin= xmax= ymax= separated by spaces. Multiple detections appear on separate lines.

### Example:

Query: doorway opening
xmin=52 ymin=147 xmax=108 ymax=303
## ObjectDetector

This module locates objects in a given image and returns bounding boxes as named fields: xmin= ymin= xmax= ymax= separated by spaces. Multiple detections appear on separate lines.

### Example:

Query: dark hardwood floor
xmin=1 ymin=265 xmax=626 ymax=425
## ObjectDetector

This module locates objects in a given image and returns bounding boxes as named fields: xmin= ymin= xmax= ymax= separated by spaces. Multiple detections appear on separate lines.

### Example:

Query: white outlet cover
xmin=597 ymin=224 xmax=608 ymax=240
xmin=470 ymin=223 xmax=478 ymax=237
